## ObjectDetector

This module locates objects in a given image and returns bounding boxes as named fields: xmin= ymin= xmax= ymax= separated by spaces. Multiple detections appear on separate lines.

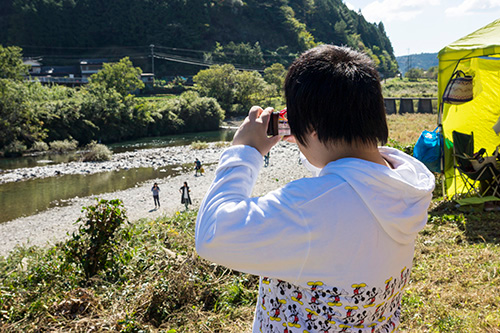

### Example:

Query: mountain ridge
xmin=397 ymin=52 xmax=439 ymax=74
xmin=0 ymin=0 xmax=399 ymax=77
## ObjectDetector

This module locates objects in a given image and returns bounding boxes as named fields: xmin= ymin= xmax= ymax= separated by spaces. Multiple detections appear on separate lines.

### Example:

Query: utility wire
xmin=26 ymin=53 xmax=148 ymax=60
xmin=18 ymin=43 xmax=296 ymax=59
xmin=18 ymin=44 xmax=148 ymax=50
xmin=155 ymin=44 xmax=296 ymax=59
xmin=154 ymin=51 xmax=265 ymax=72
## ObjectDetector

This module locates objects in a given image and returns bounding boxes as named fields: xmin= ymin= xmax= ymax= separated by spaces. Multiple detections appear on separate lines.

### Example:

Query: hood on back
xmin=320 ymin=146 xmax=435 ymax=244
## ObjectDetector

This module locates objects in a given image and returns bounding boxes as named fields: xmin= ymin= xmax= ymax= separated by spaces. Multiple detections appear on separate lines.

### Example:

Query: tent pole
xmin=437 ymin=60 xmax=461 ymax=201
xmin=437 ymin=102 xmax=446 ymax=200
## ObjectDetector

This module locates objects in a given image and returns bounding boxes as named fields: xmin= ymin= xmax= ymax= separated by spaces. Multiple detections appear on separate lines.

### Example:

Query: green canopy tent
xmin=438 ymin=18 xmax=500 ymax=199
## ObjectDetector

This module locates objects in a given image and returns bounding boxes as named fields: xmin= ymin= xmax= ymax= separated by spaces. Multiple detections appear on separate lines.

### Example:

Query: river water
xmin=0 ymin=130 xmax=235 ymax=224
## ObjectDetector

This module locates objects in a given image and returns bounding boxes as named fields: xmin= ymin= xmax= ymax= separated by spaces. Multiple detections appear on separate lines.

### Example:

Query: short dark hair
xmin=284 ymin=45 xmax=388 ymax=146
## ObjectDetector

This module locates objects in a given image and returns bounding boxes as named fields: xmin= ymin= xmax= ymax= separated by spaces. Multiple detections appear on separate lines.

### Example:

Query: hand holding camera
xmin=232 ymin=106 xmax=281 ymax=156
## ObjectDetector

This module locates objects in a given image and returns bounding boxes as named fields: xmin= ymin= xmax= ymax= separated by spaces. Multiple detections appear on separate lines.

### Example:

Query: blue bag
xmin=413 ymin=126 xmax=442 ymax=173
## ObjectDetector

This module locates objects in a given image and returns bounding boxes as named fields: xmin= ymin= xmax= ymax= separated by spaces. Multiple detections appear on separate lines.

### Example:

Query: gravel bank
xmin=0 ymin=141 xmax=310 ymax=257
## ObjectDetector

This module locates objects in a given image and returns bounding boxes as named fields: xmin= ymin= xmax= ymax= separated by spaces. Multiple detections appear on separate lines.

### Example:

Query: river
xmin=0 ymin=129 xmax=235 ymax=224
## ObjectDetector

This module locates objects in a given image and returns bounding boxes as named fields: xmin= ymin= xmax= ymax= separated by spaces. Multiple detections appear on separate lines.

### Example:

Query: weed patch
xmin=0 ymin=209 xmax=257 ymax=332
xmin=191 ymin=140 xmax=208 ymax=150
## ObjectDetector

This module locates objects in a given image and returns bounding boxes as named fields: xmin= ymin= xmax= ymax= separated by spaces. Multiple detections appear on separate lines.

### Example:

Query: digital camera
xmin=267 ymin=108 xmax=291 ymax=136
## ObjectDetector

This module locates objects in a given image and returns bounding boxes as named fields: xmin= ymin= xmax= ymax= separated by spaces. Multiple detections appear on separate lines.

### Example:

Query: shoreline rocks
xmin=0 ymin=144 xmax=228 ymax=184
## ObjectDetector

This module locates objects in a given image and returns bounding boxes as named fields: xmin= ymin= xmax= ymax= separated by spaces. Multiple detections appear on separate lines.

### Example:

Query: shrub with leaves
xmin=49 ymin=139 xmax=78 ymax=152
xmin=65 ymin=198 xmax=128 ymax=279
xmin=191 ymin=140 xmax=208 ymax=150
xmin=3 ymin=140 xmax=27 ymax=156
xmin=30 ymin=141 xmax=49 ymax=152
xmin=82 ymin=141 xmax=112 ymax=162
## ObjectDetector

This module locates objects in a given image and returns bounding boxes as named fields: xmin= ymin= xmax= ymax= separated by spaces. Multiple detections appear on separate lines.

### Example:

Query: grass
xmin=387 ymin=113 xmax=437 ymax=146
xmin=401 ymin=201 xmax=500 ymax=332
xmin=2 ymin=202 xmax=500 ymax=332
xmin=383 ymin=77 xmax=438 ymax=98
xmin=2 ymin=113 xmax=500 ymax=332
xmin=49 ymin=139 xmax=79 ymax=153
xmin=0 ymin=211 xmax=257 ymax=332
xmin=190 ymin=140 xmax=209 ymax=150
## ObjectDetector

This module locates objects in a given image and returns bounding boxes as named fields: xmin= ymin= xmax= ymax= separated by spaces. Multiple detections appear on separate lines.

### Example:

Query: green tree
xmin=0 ymin=79 xmax=46 ymax=150
xmin=426 ymin=66 xmax=438 ymax=80
xmin=193 ymin=64 xmax=238 ymax=112
xmin=0 ymin=45 xmax=28 ymax=80
xmin=263 ymin=63 xmax=286 ymax=95
xmin=232 ymin=70 xmax=269 ymax=114
xmin=194 ymin=64 xmax=275 ymax=115
xmin=79 ymin=83 xmax=138 ymax=143
xmin=170 ymin=91 xmax=225 ymax=132
xmin=280 ymin=5 xmax=316 ymax=51
xmin=206 ymin=41 xmax=265 ymax=67
xmin=406 ymin=68 xmax=425 ymax=80
xmin=89 ymin=57 xmax=144 ymax=96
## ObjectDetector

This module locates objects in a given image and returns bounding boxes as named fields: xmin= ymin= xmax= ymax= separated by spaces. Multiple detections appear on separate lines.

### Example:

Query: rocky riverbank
xmin=0 ymin=144 xmax=227 ymax=184
xmin=0 ymin=141 xmax=310 ymax=257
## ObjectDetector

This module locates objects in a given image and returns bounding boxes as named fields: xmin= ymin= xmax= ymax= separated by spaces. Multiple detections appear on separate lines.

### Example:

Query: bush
xmin=49 ymin=139 xmax=78 ymax=152
xmin=165 ymin=91 xmax=224 ymax=133
xmin=82 ymin=142 xmax=112 ymax=162
xmin=214 ymin=141 xmax=230 ymax=148
xmin=64 ymin=198 xmax=128 ymax=279
xmin=30 ymin=141 xmax=49 ymax=152
xmin=3 ymin=140 xmax=27 ymax=157
xmin=191 ymin=140 xmax=208 ymax=150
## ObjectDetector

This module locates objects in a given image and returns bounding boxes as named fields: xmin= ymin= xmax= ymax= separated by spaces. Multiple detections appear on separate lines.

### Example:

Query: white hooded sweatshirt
xmin=196 ymin=145 xmax=435 ymax=333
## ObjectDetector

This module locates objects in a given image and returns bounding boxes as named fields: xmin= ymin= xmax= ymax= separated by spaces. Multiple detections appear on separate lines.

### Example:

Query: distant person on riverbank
xmin=263 ymin=151 xmax=269 ymax=167
xmin=194 ymin=158 xmax=203 ymax=176
xmin=179 ymin=181 xmax=192 ymax=210
xmin=151 ymin=183 xmax=160 ymax=209
xmin=195 ymin=45 xmax=435 ymax=331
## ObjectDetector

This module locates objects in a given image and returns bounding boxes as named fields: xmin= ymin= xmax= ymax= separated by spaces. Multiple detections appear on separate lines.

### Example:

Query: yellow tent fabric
xmin=438 ymin=19 xmax=500 ymax=198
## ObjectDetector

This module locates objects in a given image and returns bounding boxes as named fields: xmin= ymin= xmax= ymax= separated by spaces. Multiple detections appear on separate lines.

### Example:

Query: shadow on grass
xmin=429 ymin=199 xmax=500 ymax=244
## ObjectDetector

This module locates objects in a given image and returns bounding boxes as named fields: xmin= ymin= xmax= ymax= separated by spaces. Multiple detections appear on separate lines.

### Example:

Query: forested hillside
xmin=397 ymin=52 xmax=439 ymax=74
xmin=0 ymin=0 xmax=398 ymax=77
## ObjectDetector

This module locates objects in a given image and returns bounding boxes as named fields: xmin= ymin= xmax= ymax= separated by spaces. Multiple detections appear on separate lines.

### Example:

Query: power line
xmin=25 ymin=53 xmax=148 ymax=60
xmin=154 ymin=43 xmax=296 ymax=59
xmin=17 ymin=44 xmax=148 ymax=50
xmin=154 ymin=51 xmax=265 ymax=72
xmin=21 ymin=46 xmax=274 ymax=72
xmin=17 ymin=43 xmax=296 ymax=64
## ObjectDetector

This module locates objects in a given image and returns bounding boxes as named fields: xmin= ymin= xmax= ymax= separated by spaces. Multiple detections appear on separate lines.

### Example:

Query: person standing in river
xmin=151 ymin=182 xmax=160 ymax=209
xmin=195 ymin=158 xmax=203 ymax=176
xmin=179 ymin=181 xmax=192 ymax=210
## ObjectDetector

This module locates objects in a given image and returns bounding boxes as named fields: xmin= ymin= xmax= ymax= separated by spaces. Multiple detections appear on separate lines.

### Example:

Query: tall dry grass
xmin=387 ymin=113 xmax=437 ymax=145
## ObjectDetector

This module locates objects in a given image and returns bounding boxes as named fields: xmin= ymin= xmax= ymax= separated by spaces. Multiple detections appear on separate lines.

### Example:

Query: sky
xmin=344 ymin=0 xmax=500 ymax=57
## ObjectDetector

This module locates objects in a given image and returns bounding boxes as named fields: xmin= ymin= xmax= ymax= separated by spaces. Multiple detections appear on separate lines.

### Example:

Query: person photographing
xmin=195 ymin=45 xmax=434 ymax=332
xmin=151 ymin=183 xmax=160 ymax=209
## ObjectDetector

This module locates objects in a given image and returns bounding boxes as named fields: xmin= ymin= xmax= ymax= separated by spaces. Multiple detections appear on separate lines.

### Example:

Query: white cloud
xmin=345 ymin=1 xmax=356 ymax=11
xmin=361 ymin=0 xmax=440 ymax=23
xmin=445 ymin=0 xmax=500 ymax=17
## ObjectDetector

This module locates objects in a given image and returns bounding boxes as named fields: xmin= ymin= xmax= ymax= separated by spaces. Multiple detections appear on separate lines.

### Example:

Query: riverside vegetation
xmin=1 ymin=114 xmax=500 ymax=332
xmin=1 ymin=46 xmax=285 ymax=156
